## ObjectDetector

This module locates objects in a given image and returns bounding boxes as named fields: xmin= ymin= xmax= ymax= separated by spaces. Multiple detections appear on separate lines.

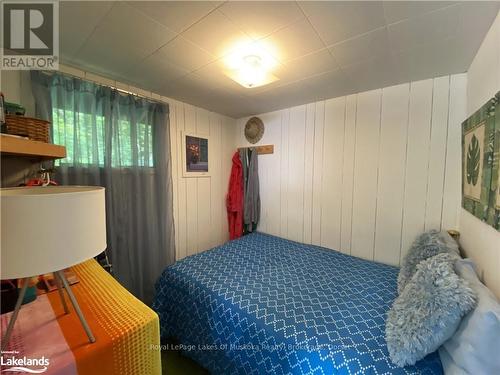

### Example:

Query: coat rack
xmin=238 ymin=145 xmax=274 ymax=155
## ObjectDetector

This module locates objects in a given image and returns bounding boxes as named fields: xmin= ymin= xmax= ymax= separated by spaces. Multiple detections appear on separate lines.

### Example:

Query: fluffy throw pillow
xmin=439 ymin=259 xmax=500 ymax=374
xmin=397 ymin=230 xmax=459 ymax=293
xmin=386 ymin=253 xmax=477 ymax=367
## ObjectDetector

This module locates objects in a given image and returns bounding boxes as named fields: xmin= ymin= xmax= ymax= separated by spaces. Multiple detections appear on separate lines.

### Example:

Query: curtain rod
xmin=46 ymin=69 xmax=158 ymax=102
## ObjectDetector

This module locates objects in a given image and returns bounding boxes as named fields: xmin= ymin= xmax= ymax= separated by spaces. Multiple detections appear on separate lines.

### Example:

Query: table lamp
xmin=1 ymin=186 xmax=106 ymax=350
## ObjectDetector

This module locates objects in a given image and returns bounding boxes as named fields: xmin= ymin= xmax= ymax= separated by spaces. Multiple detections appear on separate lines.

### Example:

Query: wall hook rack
xmin=238 ymin=145 xmax=274 ymax=155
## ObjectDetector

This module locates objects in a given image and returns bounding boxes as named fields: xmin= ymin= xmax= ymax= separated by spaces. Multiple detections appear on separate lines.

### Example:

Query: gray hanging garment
xmin=244 ymin=148 xmax=260 ymax=232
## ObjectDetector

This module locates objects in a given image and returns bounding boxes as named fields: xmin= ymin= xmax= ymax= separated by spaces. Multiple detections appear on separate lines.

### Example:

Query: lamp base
xmin=1 ymin=270 xmax=96 ymax=350
xmin=1 ymin=277 xmax=29 ymax=351
xmin=55 ymin=270 xmax=96 ymax=343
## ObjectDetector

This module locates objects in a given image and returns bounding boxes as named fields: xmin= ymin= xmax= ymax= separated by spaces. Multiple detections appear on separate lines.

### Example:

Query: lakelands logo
xmin=1 ymin=1 xmax=59 ymax=70
xmin=0 ymin=352 xmax=49 ymax=373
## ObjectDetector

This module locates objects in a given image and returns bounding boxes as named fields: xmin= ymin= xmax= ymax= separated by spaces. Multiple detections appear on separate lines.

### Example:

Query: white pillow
xmin=439 ymin=259 xmax=500 ymax=374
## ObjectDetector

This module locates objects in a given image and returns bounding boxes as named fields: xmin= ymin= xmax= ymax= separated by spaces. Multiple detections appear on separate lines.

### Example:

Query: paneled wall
xmin=169 ymin=102 xmax=235 ymax=259
xmin=237 ymin=74 xmax=466 ymax=266
xmin=0 ymin=67 xmax=236 ymax=261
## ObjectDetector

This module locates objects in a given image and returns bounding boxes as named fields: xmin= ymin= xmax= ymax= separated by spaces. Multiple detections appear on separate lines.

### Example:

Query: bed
xmin=153 ymin=233 xmax=443 ymax=374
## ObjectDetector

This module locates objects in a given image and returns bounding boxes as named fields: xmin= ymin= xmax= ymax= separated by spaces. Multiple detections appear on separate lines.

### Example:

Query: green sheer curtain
xmin=31 ymin=71 xmax=175 ymax=303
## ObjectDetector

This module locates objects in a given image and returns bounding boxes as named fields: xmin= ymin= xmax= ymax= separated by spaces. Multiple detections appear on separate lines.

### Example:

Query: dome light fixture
xmin=223 ymin=41 xmax=279 ymax=89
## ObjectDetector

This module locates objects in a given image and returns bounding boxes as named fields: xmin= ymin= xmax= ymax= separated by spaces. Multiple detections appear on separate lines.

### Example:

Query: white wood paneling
xmin=209 ymin=113 xmax=222 ymax=249
xmin=170 ymin=102 xmax=235 ymax=259
xmin=311 ymin=101 xmax=325 ymax=245
xmin=321 ymin=97 xmax=345 ymax=251
xmin=303 ymin=103 xmax=316 ymax=244
xmin=287 ymin=105 xmax=307 ymax=242
xmin=184 ymin=105 xmax=199 ymax=255
xmin=351 ymin=90 xmax=382 ymax=260
xmin=374 ymin=84 xmax=409 ymax=265
xmin=424 ymin=76 xmax=450 ymax=231
xmin=280 ymin=109 xmax=290 ymax=238
xmin=186 ymin=177 xmax=199 ymax=255
xmin=442 ymin=74 xmax=466 ymax=230
xmin=262 ymin=112 xmax=282 ymax=237
xmin=401 ymin=79 xmax=433 ymax=261
xmin=237 ymin=74 xmax=466 ymax=266
xmin=173 ymin=101 xmax=189 ymax=260
xmin=340 ymin=95 xmax=357 ymax=253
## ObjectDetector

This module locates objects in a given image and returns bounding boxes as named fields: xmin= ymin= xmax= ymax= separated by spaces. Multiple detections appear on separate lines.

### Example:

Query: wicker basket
xmin=5 ymin=114 xmax=50 ymax=143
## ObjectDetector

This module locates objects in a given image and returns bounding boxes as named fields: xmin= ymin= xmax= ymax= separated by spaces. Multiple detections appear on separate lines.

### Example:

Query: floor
xmin=161 ymin=350 xmax=208 ymax=375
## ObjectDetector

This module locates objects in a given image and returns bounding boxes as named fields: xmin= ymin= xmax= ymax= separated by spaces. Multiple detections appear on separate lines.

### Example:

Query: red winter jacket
xmin=226 ymin=151 xmax=244 ymax=240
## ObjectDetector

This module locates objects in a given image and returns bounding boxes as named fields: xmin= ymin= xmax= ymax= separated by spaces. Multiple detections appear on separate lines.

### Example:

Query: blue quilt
xmin=153 ymin=233 xmax=443 ymax=374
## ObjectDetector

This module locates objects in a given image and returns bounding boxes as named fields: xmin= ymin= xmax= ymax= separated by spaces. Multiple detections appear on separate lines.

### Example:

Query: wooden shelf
xmin=0 ymin=134 xmax=66 ymax=160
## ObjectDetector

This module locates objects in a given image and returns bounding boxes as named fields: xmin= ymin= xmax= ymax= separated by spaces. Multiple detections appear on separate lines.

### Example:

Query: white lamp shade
xmin=1 ymin=186 xmax=107 ymax=279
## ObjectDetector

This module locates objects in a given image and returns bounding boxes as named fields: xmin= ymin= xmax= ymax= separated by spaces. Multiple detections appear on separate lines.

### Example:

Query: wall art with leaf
xmin=462 ymin=91 xmax=500 ymax=230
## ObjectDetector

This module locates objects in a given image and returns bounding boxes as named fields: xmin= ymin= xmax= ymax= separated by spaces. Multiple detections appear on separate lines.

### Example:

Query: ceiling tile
xmin=161 ymin=74 xmax=249 ymax=118
xmin=342 ymin=55 xmax=403 ymax=93
xmin=73 ymin=35 xmax=145 ymax=77
xmin=77 ymin=3 xmax=177 ymax=61
xmin=383 ymin=1 xmax=457 ymax=24
xmin=248 ymin=79 xmax=314 ymax=112
xmin=128 ymin=1 xmax=221 ymax=33
xmin=457 ymin=2 xmax=500 ymax=46
xmin=387 ymin=4 xmax=461 ymax=52
xmin=161 ymin=74 xmax=216 ymax=107
xmin=60 ymin=1 xmax=114 ymax=61
xmin=394 ymin=37 xmax=467 ymax=82
xmin=262 ymin=17 xmax=325 ymax=62
xmin=197 ymin=87 xmax=251 ymax=118
xmin=191 ymin=61 xmax=249 ymax=93
xmin=299 ymin=1 xmax=386 ymax=45
xmin=126 ymin=57 xmax=189 ymax=92
xmin=456 ymin=3 xmax=500 ymax=72
xmin=328 ymin=27 xmax=391 ymax=67
xmin=274 ymin=49 xmax=339 ymax=83
xmin=219 ymin=1 xmax=303 ymax=40
xmin=181 ymin=10 xmax=252 ymax=59
xmin=301 ymin=68 xmax=355 ymax=102
xmin=148 ymin=36 xmax=215 ymax=73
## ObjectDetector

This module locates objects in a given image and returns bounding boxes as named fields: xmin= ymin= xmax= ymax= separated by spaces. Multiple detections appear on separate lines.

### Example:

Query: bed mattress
xmin=153 ymin=233 xmax=443 ymax=374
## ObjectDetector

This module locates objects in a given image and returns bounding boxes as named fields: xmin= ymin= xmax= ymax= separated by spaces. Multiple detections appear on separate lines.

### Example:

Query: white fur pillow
xmin=386 ymin=253 xmax=477 ymax=367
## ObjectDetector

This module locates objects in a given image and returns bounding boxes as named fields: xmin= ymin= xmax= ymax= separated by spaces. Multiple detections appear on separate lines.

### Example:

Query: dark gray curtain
xmin=31 ymin=71 xmax=175 ymax=304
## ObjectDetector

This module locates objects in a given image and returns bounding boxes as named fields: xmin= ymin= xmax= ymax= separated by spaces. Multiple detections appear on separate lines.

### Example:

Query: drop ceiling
xmin=61 ymin=1 xmax=500 ymax=118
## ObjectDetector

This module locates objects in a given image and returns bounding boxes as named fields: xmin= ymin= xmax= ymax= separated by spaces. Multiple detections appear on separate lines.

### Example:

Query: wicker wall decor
xmin=245 ymin=117 xmax=264 ymax=144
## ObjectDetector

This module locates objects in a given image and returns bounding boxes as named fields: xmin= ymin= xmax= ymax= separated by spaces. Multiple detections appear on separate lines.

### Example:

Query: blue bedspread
xmin=153 ymin=233 xmax=443 ymax=374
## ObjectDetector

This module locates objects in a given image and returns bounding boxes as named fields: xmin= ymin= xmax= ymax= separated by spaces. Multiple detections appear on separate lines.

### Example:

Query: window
xmin=52 ymin=108 xmax=154 ymax=167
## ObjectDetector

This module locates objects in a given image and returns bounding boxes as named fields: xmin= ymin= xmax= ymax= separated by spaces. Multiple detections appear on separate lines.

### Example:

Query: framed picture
xmin=462 ymin=91 xmax=500 ymax=230
xmin=488 ymin=92 xmax=500 ymax=229
xmin=182 ymin=132 xmax=210 ymax=177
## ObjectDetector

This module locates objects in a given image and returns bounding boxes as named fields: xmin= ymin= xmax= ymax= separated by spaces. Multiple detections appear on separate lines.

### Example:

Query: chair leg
xmin=56 ymin=270 xmax=96 ymax=343
xmin=53 ymin=272 xmax=69 ymax=314
xmin=1 ymin=277 xmax=30 ymax=351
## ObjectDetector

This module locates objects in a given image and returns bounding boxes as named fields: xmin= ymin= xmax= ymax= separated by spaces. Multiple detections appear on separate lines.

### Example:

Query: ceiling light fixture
xmin=223 ymin=41 xmax=279 ymax=89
